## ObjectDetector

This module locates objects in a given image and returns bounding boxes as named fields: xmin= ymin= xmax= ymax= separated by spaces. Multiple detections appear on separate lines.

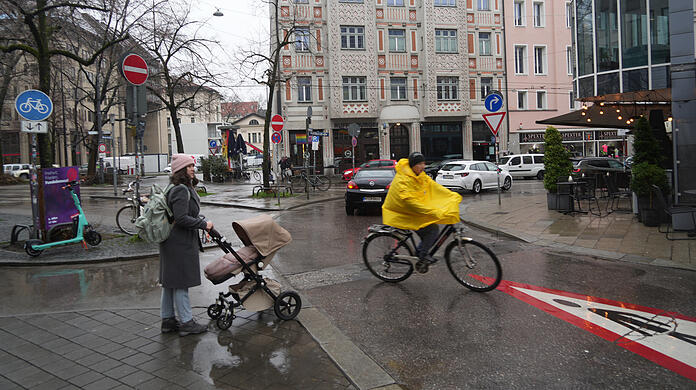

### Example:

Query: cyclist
xmin=382 ymin=152 xmax=462 ymax=266
xmin=278 ymin=156 xmax=292 ymax=179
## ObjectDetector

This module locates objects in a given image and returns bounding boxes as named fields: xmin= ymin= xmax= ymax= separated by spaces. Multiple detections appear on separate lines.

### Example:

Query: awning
xmin=537 ymin=89 xmax=672 ymax=129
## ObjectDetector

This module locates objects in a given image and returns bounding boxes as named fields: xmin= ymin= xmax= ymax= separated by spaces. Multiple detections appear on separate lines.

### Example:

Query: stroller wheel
xmin=274 ymin=291 xmax=302 ymax=320
xmin=217 ymin=312 xmax=235 ymax=330
xmin=207 ymin=304 xmax=223 ymax=320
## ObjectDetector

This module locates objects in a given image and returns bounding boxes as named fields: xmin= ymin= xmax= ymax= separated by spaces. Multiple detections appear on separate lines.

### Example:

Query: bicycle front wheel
xmin=116 ymin=205 xmax=138 ymax=235
xmin=252 ymin=171 xmax=261 ymax=182
xmin=445 ymin=239 xmax=501 ymax=292
xmin=315 ymin=175 xmax=331 ymax=191
xmin=362 ymin=233 xmax=414 ymax=283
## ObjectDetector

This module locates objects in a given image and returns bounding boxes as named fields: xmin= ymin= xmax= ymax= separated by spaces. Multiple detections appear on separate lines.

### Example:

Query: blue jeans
xmin=161 ymin=288 xmax=192 ymax=323
xmin=415 ymin=224 xmax=439 ymax=260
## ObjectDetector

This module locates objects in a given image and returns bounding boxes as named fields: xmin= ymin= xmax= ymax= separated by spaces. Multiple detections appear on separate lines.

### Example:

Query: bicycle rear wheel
xmin=445 ymin=239 xmax=501 ymax=292
xmin=315 ymin=175 xmax=331 ymax=191
xmin=290 ymin=176 xmax=305 ymax=193
xmin=252 ymin=171 xmax=261 ymax=182
xmin=362 ymin=232 xmax=414 ymax=282
xmin=116 ymin=205 xmax=137 ymax=235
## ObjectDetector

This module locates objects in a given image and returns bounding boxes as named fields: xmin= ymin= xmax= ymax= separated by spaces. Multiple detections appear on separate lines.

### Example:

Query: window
xmin=166 ymin=117 xmax=171 ymax=127
xmin=517 ymin=90 xmax=527 ymax=109
xmin=252 ymin=133 xmax=257 ymax=143
xmin=514 ymin=1 xmax=525 ymax=26
xmin=390 ymin=77 xmax=407 ymax=100
xmin=569 ymin=91 xmax=575 ymax=109
xmin=478 ymin=32 xmax=491 ymax=55
xmin=536 ymin=91 xmax=546 ymax=109
xmin=294 ymin=0 xmax=308 ymax=3
xmin=340 ymin=0 xmax=364 ymax=2
xmin=514 ymin=45 xmax=526 ymax=74
xmin=295 ymin=27 xmax=310 ymax=51
xmin=565 ymin=2 xmax=572 ymax=28
xmin=190 ymin=117 xmax=195 ymax=123
xmin=341 ymin=26 xmax=365 ymax=49
xmin=297 ymin=77 xmax=312 ymax=102
xmin=388 ymin=29 xmax=405 ymax=52
xmin=434 ymin=0 xmax=455 ymax=6
xmin=387 ymin=0 xmax=404 ymax=5
xmin=436 ymin=76 xmax=458 ymax=101
xmin=566 ymin=46 xmax=573 ymax=75
xmin=435 ymin=29 xmax=457 ymax=53
xmin=533 ymin=2 xmax=544 ymax=27
xmin=249 ymin=119 xmax=259 ymax=125
xmin=477 ymin=0 xmax=490 ymax=11
xmin=534 ymin=46 xmax=546 ymax=74
xmin=480 ymin=77 xmax=492 ymax=100
xmin=342 ymin=76 xmax=367 ymax=101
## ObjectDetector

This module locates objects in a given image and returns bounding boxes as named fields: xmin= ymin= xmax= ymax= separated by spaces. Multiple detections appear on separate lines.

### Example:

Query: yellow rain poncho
xmin=382 ymin=158 xmax=462 ymax=230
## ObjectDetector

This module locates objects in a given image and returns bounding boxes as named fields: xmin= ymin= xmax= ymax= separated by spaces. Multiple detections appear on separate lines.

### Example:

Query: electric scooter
xmin=24 ymin=180 xmax=102 ymax=257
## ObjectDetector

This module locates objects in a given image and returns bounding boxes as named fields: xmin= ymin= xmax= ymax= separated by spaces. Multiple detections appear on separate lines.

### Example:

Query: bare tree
xmin=0 ymin=0 xmax=130 ymax=168
xmin=0 ymin=51 xmax=22 ymax=172
xmin=130 ymin=0 xmax=226 ymax=154
xmin=237 ymin=0 xmax=303 ymax=189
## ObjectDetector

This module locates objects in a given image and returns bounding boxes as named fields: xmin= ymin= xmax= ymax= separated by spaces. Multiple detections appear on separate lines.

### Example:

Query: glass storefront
xmin=518 ymin=130 xmax=624 ymax=158
xmin=420 ymin=122 xmax=462 ymax=161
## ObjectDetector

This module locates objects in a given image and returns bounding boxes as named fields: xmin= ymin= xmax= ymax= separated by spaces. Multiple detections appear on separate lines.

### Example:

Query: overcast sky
xmin=189 ymin=0 xmax=270 ymax=103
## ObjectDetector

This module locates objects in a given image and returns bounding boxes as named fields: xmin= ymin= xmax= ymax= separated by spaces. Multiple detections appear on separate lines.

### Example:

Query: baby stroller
xmin=204 ymin=215 xmax=301 ymax=330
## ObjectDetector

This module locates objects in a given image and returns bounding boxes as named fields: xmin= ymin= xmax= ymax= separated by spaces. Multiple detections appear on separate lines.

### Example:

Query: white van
xmin=499 ymin=154 xmax=545 ymax=180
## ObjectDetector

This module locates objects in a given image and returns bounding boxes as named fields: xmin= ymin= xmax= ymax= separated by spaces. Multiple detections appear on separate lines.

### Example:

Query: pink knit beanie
xmin=171 ymin=154 xmax=195 ymax=174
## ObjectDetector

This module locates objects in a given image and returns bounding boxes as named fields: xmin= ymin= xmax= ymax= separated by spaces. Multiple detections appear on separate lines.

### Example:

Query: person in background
xmin=159 ymin=154 xmax=213 ymax=336
xmin=382 ymin=152 xmax=462 ymax=266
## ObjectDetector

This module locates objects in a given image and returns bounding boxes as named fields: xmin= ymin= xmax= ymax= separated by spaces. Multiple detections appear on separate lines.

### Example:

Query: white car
xmin=435 ymin=160 xmax=512 ymax=194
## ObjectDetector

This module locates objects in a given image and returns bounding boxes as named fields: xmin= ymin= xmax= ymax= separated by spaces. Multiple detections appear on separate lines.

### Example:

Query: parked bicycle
xmin=361 ymin=222 xmax=502 ymax=292
xmin=290 ymin=169 xmax=331 ymax=192
xmin=116 ymin=177 xmax=146 ymax=235
xmin=232 ymin=168 xmax=261 ymax=183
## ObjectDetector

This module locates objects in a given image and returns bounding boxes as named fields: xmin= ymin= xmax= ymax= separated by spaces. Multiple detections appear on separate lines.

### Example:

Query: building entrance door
xmin=389 ymin=124 xmax=409 ymax=160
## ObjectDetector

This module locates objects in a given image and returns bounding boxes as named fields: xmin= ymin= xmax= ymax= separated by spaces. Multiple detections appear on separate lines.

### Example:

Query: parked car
xmin=499 ymin=154 xmax=545 ymax=180
xmin=435 ymin=160 xmax=512 ymax=194
xmin=424 ymin=159 xmax=458 ymax=179
xmin=571 ymin=157 xmax=630 ymax=179
xmin=5 ymin=163 xmax=32 ymax=179
xmin=342 ymin=159 xmax=396 ymax=181
xmin=345 ymin=168 xmax=396 ymax=215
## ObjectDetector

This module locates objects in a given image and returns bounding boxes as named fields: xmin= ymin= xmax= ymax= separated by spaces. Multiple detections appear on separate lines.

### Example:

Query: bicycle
xmin=19 ymin=97 xmax=50 ymax=114
xmin=116 ymin=177 xmax=146 ymax=235
xmin=290 ymin=169 xmax=331 ymax=192
xmin=361 ymin=222 xmax=502 ymax=292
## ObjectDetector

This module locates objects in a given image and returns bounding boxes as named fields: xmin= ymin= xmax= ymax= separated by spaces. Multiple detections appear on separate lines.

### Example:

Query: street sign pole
xmin=110 ymin=114 xmax=117 ymax=196
xmin=496 ymin=135 xmax=501 ymax=206
xmin=484 ymin=91 xmax=505 ymax=206
xmin=30 ymin=133 xmax=39 ymax=238
xmin=305 ymin=107 xmax=312 ymax=200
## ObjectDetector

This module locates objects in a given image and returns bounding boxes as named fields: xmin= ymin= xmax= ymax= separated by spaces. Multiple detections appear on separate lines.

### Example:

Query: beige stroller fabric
xmin=232 ymin=215 xmax=292 ymax=265
xmin=229 ymin=278 xmax=282 ymax=311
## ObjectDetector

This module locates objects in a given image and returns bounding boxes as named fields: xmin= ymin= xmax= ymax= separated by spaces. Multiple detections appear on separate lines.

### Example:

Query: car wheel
xmin=20 ymin=173 xmax=28 ymax=180
xmin=472 ymin=180 xmax=482 ymax=194
xmin=536 ymin=170 xmax=545 ymax=180
xmin=345 ymin=203 xmax=354 ymax=216
xmin=501 ymin=176 xmax=512 ymax=191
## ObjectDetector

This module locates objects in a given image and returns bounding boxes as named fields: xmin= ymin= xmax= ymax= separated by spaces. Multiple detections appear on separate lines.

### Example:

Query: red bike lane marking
xmin=470 ymin=276 xmax=696 ymax=381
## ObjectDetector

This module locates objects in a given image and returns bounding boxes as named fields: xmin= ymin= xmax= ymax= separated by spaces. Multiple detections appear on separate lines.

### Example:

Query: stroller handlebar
xmin=208 ymin=228 xmax=221 ymax=239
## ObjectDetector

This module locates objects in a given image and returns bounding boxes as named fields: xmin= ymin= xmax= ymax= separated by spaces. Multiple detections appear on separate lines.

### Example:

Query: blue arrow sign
xmin=15 ymin=90 xmax=53 ymax=121
xmin=484 ymin=92 xmax=504 ymax=112
xmin=209 ymin=140 xmax=217 ymax=148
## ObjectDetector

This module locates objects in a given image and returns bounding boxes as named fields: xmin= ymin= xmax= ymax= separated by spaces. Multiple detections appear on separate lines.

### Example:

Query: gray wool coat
xmin=159 ymin=184 xmax=207 ymax=288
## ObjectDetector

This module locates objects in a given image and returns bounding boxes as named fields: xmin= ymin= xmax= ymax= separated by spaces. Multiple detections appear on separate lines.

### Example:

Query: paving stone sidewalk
xmin=0 ymin=307 xmax=354 ymax=390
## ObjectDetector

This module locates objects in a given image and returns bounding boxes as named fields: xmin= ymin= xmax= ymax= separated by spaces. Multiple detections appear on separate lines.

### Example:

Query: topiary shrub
xmin=630 ymin=162 xmax=668 ymax=198
xmin=632 ymin=117 xmax=662 ymax=166
xmin=543 ymin=126 xmax=572 ymax=193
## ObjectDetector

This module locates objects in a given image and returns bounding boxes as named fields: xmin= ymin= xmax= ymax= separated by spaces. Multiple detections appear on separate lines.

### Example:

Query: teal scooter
xmin=25 ymin=180 xmax=102 ymax=257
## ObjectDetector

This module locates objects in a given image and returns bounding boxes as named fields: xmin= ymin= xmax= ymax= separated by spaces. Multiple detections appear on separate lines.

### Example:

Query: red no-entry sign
xmin=121 ymin=54 xmax=148 ymax=85
xmin=271 ymin=114 xmax=284 ymax=132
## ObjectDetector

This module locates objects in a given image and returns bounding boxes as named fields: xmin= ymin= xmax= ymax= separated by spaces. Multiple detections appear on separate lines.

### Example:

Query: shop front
xmin=472 ymin=121 xmax=497 ymax=162
xmin=420 ymin=122 xmax=463 ymax=162
xmin=331 ymin=121 xmax=379 ymax=173
xmin=517 ymin=129 xmax=627 ymax=157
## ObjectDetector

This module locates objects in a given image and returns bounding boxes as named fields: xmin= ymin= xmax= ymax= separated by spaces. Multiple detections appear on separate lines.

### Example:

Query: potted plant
xmin=543 ymin=126 xmax=573 ymax=211
xmin=200 ymin=157 xmax=212 ymax=182
xmin=630 ymin=162 xmax=668 ymax=226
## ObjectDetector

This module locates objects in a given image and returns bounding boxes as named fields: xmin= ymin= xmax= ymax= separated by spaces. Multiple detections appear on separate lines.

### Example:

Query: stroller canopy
xmin=232 ymin=215 xmax=292 ymax=258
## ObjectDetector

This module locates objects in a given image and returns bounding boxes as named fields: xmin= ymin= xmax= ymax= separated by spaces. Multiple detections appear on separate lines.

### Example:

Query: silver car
xmin=436 ymin=160 xmax=512 ymax=194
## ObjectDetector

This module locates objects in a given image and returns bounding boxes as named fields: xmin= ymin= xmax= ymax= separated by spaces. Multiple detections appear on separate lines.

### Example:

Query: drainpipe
xmin=501 ymin=0 xmax=511 ymax=154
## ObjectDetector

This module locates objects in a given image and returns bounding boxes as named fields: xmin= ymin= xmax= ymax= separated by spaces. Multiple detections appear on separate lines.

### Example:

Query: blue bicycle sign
xmin=15 ymin=90 xmax=53 ymax=121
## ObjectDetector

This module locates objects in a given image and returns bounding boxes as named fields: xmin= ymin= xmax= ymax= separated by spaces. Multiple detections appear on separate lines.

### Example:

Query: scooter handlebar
xmin=61 ymin=180 xmax=82 ymax=190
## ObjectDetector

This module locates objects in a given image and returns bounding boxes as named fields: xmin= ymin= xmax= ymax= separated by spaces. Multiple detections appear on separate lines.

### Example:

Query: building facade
xmin=272 ymin=0 xmax=507 ymax=169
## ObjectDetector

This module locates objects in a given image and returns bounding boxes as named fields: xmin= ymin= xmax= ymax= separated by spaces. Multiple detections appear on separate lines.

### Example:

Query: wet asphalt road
xmin=1 ymin=179 xmax=694 ymax=388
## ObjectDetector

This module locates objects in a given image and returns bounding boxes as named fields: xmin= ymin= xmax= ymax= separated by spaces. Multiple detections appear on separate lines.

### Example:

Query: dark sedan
xmin=345 ymin=168 xmax=396 ymax=215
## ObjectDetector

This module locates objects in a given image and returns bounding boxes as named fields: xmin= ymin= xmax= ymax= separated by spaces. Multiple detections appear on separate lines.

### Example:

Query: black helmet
xmin=408 ymin=152 xmax=425 ymax=167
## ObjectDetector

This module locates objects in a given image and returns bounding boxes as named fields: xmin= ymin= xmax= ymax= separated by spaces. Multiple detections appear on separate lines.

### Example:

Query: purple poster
xmin=42 ymin=167 xmax=81 ymax=232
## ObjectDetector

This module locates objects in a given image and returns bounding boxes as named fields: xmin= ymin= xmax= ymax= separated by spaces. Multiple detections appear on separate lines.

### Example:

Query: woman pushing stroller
xmin=159 ymin=154 xmax=213 ymax=336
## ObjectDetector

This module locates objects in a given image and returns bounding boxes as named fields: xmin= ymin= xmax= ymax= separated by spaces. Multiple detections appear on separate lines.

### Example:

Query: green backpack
xmin=135 ymin=184 xmax=189 ymax=243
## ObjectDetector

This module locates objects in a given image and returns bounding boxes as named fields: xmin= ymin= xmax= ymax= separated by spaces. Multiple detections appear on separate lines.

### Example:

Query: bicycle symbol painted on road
xmin=19 ymin=98 xmax=50 ymax=114
xmin=15 ymin=89 xmax=53 ymax=121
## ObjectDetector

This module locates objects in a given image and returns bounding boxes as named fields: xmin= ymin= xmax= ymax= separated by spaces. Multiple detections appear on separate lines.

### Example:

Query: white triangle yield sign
xmin=482 ymin=112 xmax=506 ymax=136
xmin=494 ymin=279 xmax=696 ymax=381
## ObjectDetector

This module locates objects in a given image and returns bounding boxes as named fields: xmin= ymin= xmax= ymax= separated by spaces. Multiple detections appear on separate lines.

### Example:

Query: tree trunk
xmin=170 ymin=105 xmax=184 ymax=153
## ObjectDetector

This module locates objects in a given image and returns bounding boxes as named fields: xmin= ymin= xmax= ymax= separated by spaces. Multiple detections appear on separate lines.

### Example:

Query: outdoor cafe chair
xmin=605 ymin=173 xmax=632 ymax=213
xmin=574 ymin=179 xmax=602 ymax=217
xmin=650 ymin=184 xmax=696 ymax=240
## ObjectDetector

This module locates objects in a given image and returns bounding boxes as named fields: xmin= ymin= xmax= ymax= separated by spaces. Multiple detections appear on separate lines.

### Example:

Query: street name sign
xmin=271 ymin=114 xmax=284 ymax=132
xmin=121 ymin=53 xmax=148 ymax=85
xmin=21 ymin=121 xmax=48 ymax=134
xmin=16 ymin=90 xmax=53 ymax=121
xmin=482 ymin=112 xmax=506 ymax=136
xmin=310 ymin=131 xmax=329 ymax=137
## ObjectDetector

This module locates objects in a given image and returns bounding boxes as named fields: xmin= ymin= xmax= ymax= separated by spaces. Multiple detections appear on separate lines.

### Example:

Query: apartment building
xmin=272 ymin=0 xmax=507 ymax=169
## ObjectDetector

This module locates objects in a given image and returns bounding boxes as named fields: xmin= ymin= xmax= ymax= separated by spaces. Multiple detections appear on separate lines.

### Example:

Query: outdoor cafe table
xmin=556 ymin=181 xmax=589 ymax=214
